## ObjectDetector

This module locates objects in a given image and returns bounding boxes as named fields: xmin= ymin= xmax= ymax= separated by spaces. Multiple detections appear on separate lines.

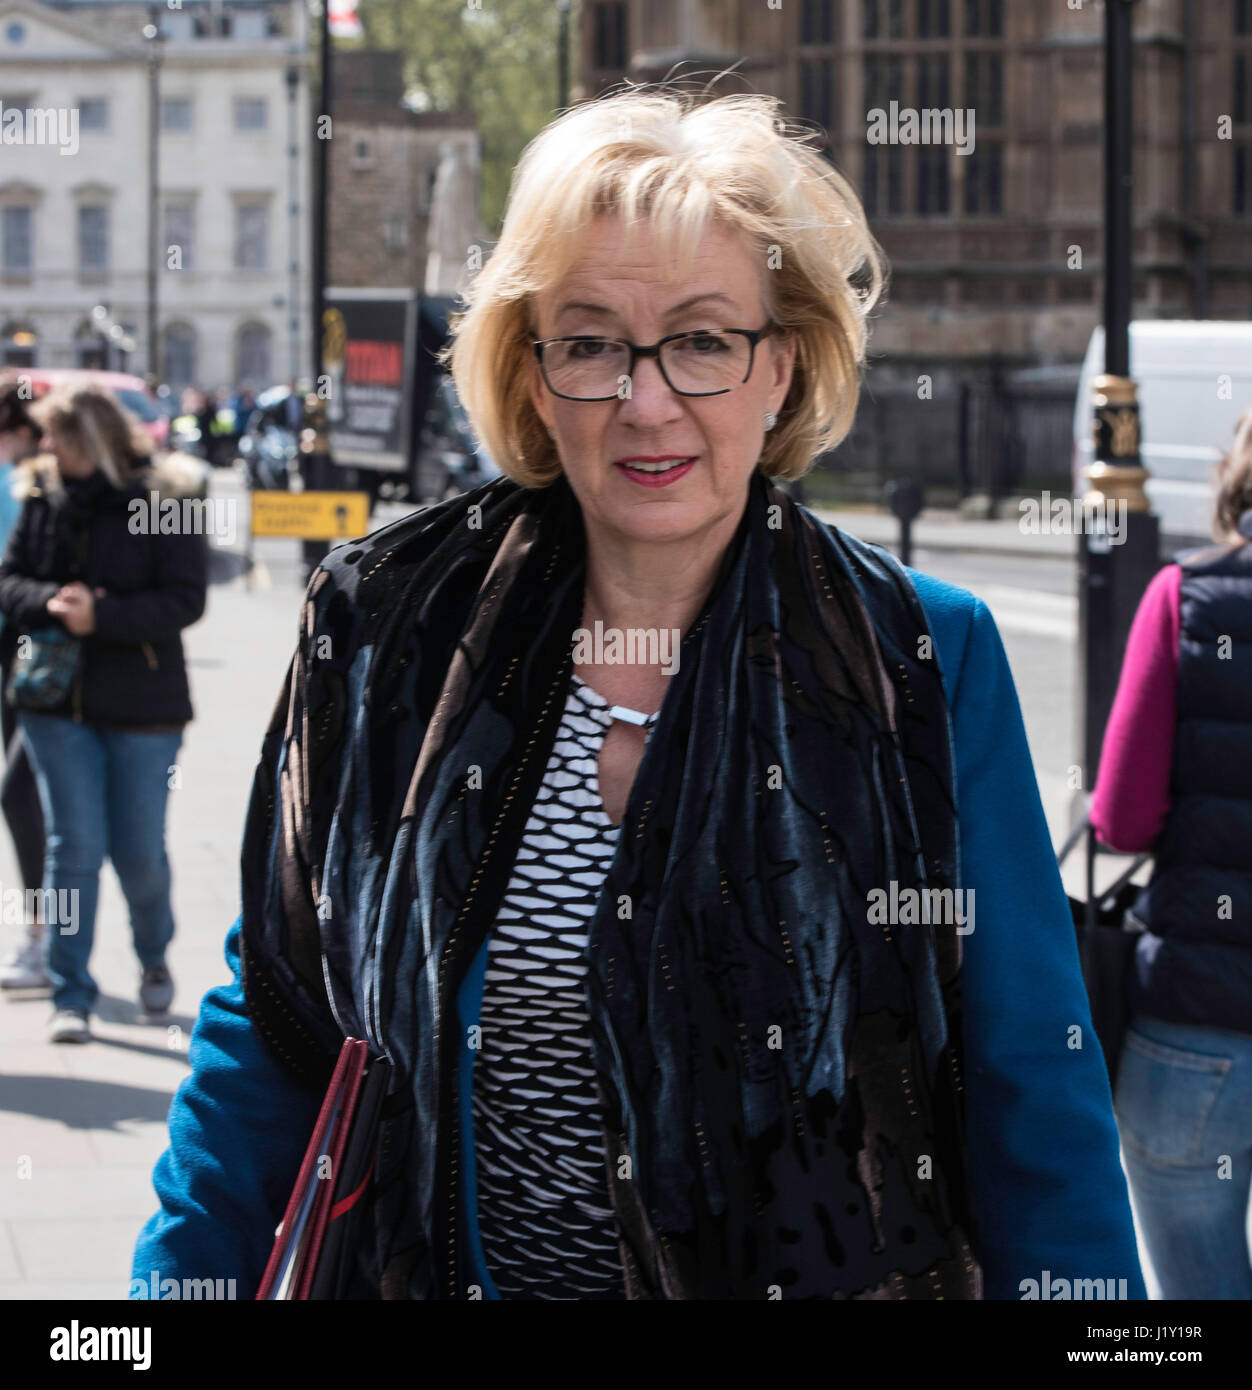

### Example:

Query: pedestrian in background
xmin=0 ymin=376 xmax=48 ymax=989
xmin=0 ymin=383 xmax=208 ymax=1044
xmin=1092 ymin=406 xmax=1252 ymax=1299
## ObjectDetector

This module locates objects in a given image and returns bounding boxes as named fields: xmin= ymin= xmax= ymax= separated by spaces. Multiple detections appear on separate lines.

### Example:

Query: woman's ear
xmin=766 ymin=330 xmax=797 ymax=418
xmin=528 ymin=352 xmax=555 ymax=436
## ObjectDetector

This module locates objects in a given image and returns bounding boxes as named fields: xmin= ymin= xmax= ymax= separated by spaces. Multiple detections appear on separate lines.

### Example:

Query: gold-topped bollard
xmin=1082 ymin=374 xmax=1151 ymax=514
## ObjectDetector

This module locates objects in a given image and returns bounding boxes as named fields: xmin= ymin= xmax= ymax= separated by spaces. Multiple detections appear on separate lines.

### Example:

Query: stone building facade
xmin=575 ymin=0 xmax=1252 ymax=497
xmin=0 ymin=0 xmax=312 ymax=391
xmin=327 ymin=49 xmax=482 ymax=296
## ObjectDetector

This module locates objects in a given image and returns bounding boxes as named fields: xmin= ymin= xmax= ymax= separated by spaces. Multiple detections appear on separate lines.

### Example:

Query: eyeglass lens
xmin=541 ymin=332 xmax=751 ymax=399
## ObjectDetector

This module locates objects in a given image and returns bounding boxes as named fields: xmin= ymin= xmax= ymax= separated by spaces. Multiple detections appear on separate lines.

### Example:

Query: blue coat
xmin=130 ymin=568 xmax=1148 ymax=1300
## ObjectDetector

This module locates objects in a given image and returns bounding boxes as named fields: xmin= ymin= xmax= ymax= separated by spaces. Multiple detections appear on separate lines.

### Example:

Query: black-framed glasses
xmin=532 ymin=323 xmax=777 ymax=401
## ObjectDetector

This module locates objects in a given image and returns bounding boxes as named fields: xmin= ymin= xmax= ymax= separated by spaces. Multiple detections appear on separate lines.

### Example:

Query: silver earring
xmin=763 ymin=411 xmax=777 ymax=432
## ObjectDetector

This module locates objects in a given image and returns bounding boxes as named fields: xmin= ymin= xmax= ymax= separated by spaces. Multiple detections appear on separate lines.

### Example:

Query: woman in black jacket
xmin=0 ymin=383 xmax=208 ymax=1043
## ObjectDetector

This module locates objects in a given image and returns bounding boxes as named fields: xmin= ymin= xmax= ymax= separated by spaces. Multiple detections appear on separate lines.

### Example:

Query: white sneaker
xmin=0 ymin=927 xmax=51 ymax=989
xmin=47 ymin=1009 xmax=91 ymax=1044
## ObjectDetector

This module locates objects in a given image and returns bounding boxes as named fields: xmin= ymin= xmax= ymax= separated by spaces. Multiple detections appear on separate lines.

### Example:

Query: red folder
xmin=256 ymin=1036 xmax=370 ymax=1300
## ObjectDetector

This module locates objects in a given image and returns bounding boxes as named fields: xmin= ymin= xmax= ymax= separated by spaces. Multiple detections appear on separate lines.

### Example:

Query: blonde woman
xmin=1092 ymin=408 xmax=1252 ymax=1298
xmin=0 ymin=384 xmax=208 ymax=1042
xmin=134 ymin=89 xmax=1144 ymax=1300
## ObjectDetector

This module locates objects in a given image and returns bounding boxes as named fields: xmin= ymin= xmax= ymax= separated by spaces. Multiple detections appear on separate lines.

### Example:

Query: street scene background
xmin=3 ymin=0 xmax=1252 ymax=1302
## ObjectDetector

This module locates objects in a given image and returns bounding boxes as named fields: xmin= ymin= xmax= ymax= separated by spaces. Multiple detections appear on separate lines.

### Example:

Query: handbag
xmin=256 ymin=1036 xmax=392 ymax=1300
xmin=1058 ymin=811 xmax=1151 ymax=1089
xmin=5 ymin=519 xmax=89 ymax=713
xmin=6 ymin=626 xmax=82 ymax=711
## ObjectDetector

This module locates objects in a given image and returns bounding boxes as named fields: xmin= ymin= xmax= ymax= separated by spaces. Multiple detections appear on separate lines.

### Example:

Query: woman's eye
xmin=677 ymin=333 xmax=727 ymax=353
xmin=568 ymin=340 xmax=610 ymax=359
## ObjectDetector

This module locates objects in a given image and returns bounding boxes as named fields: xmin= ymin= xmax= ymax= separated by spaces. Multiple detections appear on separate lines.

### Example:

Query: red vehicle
xmin=18 ymin=368 xmax=170 ymax=447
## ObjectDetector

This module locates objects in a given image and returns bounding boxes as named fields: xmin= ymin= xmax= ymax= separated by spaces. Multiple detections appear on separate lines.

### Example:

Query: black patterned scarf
xmin=239 ymin=468 xmax=982 ymax=1299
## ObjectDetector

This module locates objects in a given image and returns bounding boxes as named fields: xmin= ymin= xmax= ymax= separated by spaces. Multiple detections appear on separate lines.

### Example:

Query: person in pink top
xmin=1091 ymin=408 xmax=1252 ymax=1300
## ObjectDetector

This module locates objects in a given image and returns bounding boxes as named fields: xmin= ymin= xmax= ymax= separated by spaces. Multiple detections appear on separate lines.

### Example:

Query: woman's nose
xmin=620 ymin=354 xmax=683 ymax=417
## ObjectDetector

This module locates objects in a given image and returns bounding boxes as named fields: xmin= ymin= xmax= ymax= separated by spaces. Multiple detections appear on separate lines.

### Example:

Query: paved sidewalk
xmin=0 ymin=501 xmax=307 ymax=1299
xmin=810 ymin=503 xmax=1078 ymax=560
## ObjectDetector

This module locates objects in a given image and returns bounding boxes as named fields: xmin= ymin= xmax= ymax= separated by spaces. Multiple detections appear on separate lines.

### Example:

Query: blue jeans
xmin=1114 ymin=1011 xmax=1252 ymax=1299
xmin=18 ymin=712 xmax=183 ymax=1016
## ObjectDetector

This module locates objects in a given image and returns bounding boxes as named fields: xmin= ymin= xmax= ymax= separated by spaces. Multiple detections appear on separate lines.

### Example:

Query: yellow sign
xmin=250 ymin=490 xmax=371 ymax=540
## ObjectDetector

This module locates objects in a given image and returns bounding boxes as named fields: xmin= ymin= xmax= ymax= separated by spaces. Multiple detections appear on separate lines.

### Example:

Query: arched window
xmin=236 ymin=321 xmax=271 ymax=388
xmin=162 ymin=321 xmax=196 ymax=389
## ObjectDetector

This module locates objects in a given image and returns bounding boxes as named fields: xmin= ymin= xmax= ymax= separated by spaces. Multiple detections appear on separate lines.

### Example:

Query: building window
xmin=864 ymin=52 xmax=906 ymax=111
xmin=78 ymin=98 xmax=108 ymax=132
xmin=917 ymin=144 xmax=950 ymax=214
xmin=917 ymin=0 xmax=951 ymax=38
xmin=2 ymin=205 xmax=32 ymax=275
xmin=232 ymin=11 xmax=269 ymax=40
xmin=163 ymin=201 xmax=195 ymax=271
xmin=965 ymin=51 xmax=1003 ymax=127
xmin=1236 ymin=144 xmax=1251 ymax=215
xmin=593 ymin=1 xmax=627 ymax=70
xmin=383 ymin=211 xmax=408 ymax=250
xmin=801 ymin=0 xmax=837 ymax=45
xmin=964 ymin=0 xmax=1002 ymax=38
xmin=234 ymin=202 xmax=269 ymax=270
xmin=1237 ymin=55 xmax=1249 ymax=127
xmin=863 ymin=144 xmax=905 ymax=217
xmin=800 ymin=59 xmax=835 ymax=136
xmin=918 ymin=53 xmax=951 ymax=108
xmin=351 ymin=135 xmax=374 ymax=170
xmin=2 ymin=319 xmax=36 ymax=367
xmin=234 ymin=97 xmax=268 ymax=132
xmin=237 ymin=322 xmax=272 ymax=386
xmin=862 ymin=0 xmax=905 ymax=40
xmin=161 ymin=96 xmax=193 ymax=133
xmin=162 ymin=322 xmax=196 ymax=388
xmin=78 ymin=204 xmax=109 ymax=274
xmin=964 ymin=141 xmax=1002 ymax=214
xmin=162 ymin=12 xmax=195 ymax=40
xmin=1238 ymin=0 xmax=1251 ymax=35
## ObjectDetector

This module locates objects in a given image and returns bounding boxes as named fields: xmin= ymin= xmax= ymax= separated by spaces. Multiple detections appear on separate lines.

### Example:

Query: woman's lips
xmin=614 ymin=457 xmax=697 ymax=488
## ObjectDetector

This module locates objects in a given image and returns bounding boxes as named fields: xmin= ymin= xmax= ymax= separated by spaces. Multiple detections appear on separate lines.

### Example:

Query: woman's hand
xmin=46 ymin=581 xmax=98 ymax=636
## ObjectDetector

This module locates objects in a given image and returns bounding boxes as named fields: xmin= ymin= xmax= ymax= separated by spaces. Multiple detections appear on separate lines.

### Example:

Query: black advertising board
xmin=324 ymin=288 xmax=417 ymax=472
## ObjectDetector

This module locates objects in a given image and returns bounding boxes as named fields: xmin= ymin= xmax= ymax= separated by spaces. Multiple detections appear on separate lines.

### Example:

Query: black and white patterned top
xmin=470 ymin=670 xmax=659 ymax=1300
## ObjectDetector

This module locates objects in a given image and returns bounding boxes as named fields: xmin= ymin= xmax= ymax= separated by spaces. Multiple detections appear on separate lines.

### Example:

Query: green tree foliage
xmin=352 ymin=0 xmax=571 ymax=233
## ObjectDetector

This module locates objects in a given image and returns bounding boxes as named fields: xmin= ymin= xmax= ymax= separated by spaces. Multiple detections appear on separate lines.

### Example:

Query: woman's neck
xmin=580 ymin=498 xmax=747 ymax=639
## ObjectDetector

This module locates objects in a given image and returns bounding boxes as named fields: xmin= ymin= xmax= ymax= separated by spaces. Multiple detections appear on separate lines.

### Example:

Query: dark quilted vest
xmin=1130 ymin=521 xmax=1252 ymax=1035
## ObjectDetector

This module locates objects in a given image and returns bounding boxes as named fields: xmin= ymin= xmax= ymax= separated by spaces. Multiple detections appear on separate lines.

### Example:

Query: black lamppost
xmin=557 ymin=0 xmax=571 ymax=111
xmin=143 ymin=5 xmax=164 ymax=380
xmin=302 ymin=0 xmax=334 ymax=580
xmin=1077 ymin=0 xmax=1160 ymax=796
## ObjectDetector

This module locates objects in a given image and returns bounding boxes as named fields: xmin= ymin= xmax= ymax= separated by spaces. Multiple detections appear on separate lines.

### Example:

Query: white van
xmin=1072 ymin=321 xmax=1252 ymax=547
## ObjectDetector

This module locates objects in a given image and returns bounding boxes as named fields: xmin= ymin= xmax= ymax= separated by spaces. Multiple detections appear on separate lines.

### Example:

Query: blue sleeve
xmin=910 ymin=570 xmax=1147 ymax=1301
xmin=129 ymin=915 xmax=323 ymax=1299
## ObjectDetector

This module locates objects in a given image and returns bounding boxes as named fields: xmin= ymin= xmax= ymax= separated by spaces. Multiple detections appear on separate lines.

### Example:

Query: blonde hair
xmin=444 ymin=85 xmax=887 ymax=487
xmin=1213 ymin=407 xmax=1252 ymax=543
xmin=20 ymin=382 xmax=153 ymax=498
